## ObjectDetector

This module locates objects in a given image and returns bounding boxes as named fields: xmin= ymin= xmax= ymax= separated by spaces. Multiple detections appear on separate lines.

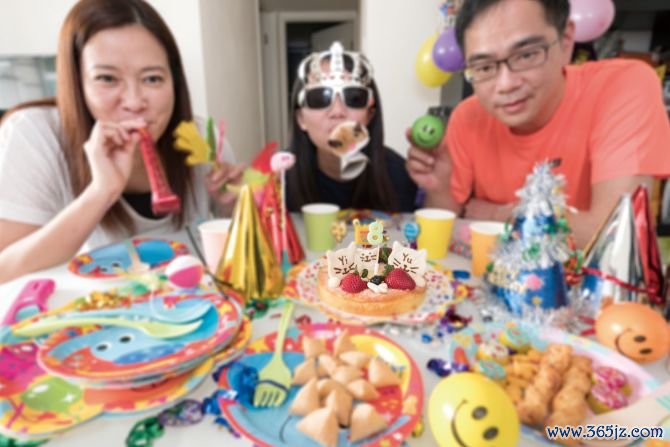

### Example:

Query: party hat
xmin=632 ymin=185 xmax=665 ymax=306
xmin=486 ymin=162 xmax=571 ymax=315
xmin=581 ymin=193 xmax=645 ymax=310
xmin=215 ymin=184 xmax=284 ymax=302
xmin=259 ymin=175 xmax=305 ymax=265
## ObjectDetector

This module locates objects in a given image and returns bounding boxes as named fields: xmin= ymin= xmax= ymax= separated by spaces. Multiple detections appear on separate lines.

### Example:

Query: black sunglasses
xmin=299 ymin=85 xmax=372 ymax=109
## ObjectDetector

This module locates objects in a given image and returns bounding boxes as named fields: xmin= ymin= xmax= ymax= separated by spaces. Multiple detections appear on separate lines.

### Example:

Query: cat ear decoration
xmin=387 ymin=241 xmax=427 ymax=287
xmin=326 ymin=241 xmax=356 ymax=288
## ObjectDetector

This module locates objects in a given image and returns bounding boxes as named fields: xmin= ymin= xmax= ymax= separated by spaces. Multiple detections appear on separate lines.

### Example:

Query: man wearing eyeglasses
xmin=407 ymin=0 xmax=670 ymax=247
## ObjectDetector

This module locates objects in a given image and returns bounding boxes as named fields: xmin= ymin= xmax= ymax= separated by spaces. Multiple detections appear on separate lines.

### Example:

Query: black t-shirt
xmin=314 ymin=147 xmax=418 ymax=212
xmin=122 ymin=191 xmax=160 ymax=219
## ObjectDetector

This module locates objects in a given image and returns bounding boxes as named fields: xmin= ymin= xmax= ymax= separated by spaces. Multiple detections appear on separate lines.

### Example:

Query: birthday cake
xmin=317 ymin=241 xmax=427 ymax=317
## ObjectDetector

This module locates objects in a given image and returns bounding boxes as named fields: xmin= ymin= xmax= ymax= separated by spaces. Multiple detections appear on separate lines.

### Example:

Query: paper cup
xmin=301 ymin=203 xmax=340 ymax=252
xmin=415 ymin=208 xmax=456 ymax=260
xmin=198 ymin=218 xmax=232 ymax=272
xmin=470 ymin=221 xmax=505 ymax=277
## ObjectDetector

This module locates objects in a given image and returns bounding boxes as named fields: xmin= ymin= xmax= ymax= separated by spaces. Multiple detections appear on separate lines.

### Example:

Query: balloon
xmin=21 ymin=376 xmax=82 ymax=413
xmin=166 ymin=255 xmax=204 ymax=289
xmin=432 ymin=27 xmax=465 ymax=72
xmin=570 ymin=0 xmax=615 ymax=43
xmin=416 ymin=34 xmax=452 ymax=87
xmin=595 ymin=302 xmax=670 ymax=363
xmin=429 ymin=372 xmax=520 ymax=447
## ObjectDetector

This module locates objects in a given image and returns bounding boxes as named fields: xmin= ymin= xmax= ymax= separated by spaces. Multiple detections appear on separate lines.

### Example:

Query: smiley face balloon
xmin=595 ymin=302 xmax=670 ymax=363
xmin=429 ymin=372 xmax=520 ymax=447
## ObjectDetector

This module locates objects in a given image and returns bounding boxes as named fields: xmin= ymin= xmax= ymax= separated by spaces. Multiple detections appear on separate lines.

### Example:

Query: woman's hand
xmin=83 ymin=119 xmax=145 ymax=200
xmin=205 ymin=162 xmax=246 ymax=206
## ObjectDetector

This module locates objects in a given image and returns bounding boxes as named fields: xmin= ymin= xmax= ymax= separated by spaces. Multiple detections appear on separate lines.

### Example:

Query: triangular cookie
xmin=317 ymin=378 xmax=347 ymax=398
xmin=317 ymin=354 xmax=340 ymax=377
xmin=302 ymin=336 xmax=327 ymax=358
xmin=368 ymin=357 xmax=400 ymax=387
xmin=289 ymin=378 xmax=320 ymax=416
xmin=325 ymin=387 xmax=353 ymax=427
xmin=333 ymin=330 xmax=356 ymax=357
xmin=339 ymin=351 xmax=371 ymax=369
xmin=292 ymin=358 xmax=318 ymax=385
xmin=296 ymin=407 xmax=339 ymax=447
xmin=349 ymin=403 xmax=388 ymax=442
xmin=331 ymin=365 xmax=363 ymax=385
xmin=346 ymin=378 xmax=380 ymax=401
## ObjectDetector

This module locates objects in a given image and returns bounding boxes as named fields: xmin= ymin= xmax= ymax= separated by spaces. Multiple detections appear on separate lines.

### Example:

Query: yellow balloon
xmin=428 ymin=373 xmax=520 ymax=447
xmin=415 ymin=34 xmax=452 ymax=87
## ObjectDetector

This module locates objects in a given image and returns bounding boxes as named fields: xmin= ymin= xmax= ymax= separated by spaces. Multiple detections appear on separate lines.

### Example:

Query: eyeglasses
xmin=298 ymin=84 xmax=372 ymax=109
xmin=464 ymin=39 xmax=560 ymax=83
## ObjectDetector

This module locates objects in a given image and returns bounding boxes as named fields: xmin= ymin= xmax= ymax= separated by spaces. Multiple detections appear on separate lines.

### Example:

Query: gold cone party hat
xmin=215 ymin=184 xmax=284 ymax=302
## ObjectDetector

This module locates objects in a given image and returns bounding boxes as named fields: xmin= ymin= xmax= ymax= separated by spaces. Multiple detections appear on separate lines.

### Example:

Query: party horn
xmin=138 ymin=128 xmax=181 ymax=215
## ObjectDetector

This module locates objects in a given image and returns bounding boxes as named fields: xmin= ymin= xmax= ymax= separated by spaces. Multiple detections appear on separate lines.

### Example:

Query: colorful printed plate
xmin=68 ymin=238 xmax=189 ymax=278
xmin=0 ymin=317 xmax=212 ymax=441
xmin=217 ymin=323 xmax=423 ymax=447
xmin=447 ymin=322 xmax=660 ymax=446
xmin=292 ymin=260 xmax=458 ymax=325
xmin=37 ymin=292 xmax=241 ymax=382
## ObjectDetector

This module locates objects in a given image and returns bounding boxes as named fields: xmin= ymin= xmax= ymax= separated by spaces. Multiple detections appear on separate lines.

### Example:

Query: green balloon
xmin=411 ymin=115 xmax=445 ymax=149
xmin=21 ymin=377 xmax=82 ymax=413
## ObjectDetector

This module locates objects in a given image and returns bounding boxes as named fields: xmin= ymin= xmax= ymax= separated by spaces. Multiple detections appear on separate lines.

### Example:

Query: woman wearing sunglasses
xmin=286 ymin=42 xmax=417 ymax=213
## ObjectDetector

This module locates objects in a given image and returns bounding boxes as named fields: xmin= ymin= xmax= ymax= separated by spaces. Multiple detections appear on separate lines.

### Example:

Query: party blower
xmin=138 ymin=128 xmax=181 ymax=215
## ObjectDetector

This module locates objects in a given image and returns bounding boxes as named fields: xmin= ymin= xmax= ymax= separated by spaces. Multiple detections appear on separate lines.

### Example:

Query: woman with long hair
xmin=0 ymin=0 xmax=243 ymax=283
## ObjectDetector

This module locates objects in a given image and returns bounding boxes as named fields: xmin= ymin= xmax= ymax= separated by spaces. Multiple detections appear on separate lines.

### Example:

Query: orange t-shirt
xmin=447 ymin=59 xmax=670 ymax=210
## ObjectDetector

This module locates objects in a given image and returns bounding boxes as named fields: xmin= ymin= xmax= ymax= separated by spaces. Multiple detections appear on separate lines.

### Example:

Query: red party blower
xmin=138 ymin=128 xmax=181 ymax=215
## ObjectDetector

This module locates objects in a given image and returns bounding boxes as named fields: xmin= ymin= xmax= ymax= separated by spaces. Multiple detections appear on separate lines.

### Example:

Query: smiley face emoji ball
xmin=595 ymin=302 xmax=670 ymax=363
xmin=428 ymin=372 xmax=520 ymax=447
xmin=411 ymin=114 xmax=445 ymax=149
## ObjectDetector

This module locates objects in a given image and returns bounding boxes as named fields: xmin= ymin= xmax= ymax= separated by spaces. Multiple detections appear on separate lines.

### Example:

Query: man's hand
xmin=405 ymin=128 xmax=451 ymax=192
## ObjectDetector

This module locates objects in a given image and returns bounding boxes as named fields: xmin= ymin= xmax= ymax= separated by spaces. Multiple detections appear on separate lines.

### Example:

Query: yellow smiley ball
xmin=428 ymin=372 xmax=520 ymax=447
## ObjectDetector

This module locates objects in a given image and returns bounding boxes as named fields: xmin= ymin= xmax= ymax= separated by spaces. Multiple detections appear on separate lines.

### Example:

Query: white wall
xmin=360 ymin=0 xmax=445 ymax=157
xmin=0 ymin=1 xmax=78 ymax=55
xmin=199 ymin=0 xmax=263 ymax=164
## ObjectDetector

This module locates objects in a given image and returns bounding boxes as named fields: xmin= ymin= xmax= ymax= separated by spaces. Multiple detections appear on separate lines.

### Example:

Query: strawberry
xmin=384 ymin=268 xmax=416 ymax=290
xmin=340 ymin=273 xmax=367 ymax=294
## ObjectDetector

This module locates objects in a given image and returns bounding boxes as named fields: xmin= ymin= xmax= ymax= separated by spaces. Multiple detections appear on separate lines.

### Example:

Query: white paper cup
xmin=198 ymin=218 xmax=232 ymax=271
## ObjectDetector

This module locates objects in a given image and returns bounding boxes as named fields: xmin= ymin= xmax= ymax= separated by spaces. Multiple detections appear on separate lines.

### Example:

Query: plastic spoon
xmin=14 ymin=316 xmax=202 ymax=339
xmin=125 ymin=239 xmax=150 ymax=273
xmin=58 ymin=301 xmax=212 ymax=325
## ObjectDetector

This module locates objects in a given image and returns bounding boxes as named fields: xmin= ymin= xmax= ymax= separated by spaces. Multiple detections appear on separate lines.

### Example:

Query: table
xmin=0 ymin=215 xmax=668 ymax=447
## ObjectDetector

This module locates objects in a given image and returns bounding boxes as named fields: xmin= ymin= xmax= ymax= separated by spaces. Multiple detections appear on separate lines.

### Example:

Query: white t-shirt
xmin=0 ymin=106 xmax=214 ymax=251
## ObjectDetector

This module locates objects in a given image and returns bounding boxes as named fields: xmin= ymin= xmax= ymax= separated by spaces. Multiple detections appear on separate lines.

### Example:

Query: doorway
xmin=260 ymin=11 xmax=358 ymax=148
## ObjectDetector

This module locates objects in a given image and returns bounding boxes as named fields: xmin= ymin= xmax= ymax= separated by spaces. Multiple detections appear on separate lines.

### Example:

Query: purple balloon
xmin=432 ymin=27 xmax=465 ymax=72
xmin=570 ymin=0 xmax=615 ymax=43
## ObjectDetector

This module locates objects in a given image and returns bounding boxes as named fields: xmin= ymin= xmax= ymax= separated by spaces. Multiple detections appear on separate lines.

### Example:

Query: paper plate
xmin=68 ymin=238 xmax=189 ymax=278
xmin=291 ymin=259 xmax=458 ymax=325
xmin=37 ymin=292 xmax=241 ymax=382
xmin=0 ymin=310 xmax=213 ymax=441
xmin=217 ymin=323 xmax=423 ymax=447
xmin=447 ymin=322 xmax=660 ymax=446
